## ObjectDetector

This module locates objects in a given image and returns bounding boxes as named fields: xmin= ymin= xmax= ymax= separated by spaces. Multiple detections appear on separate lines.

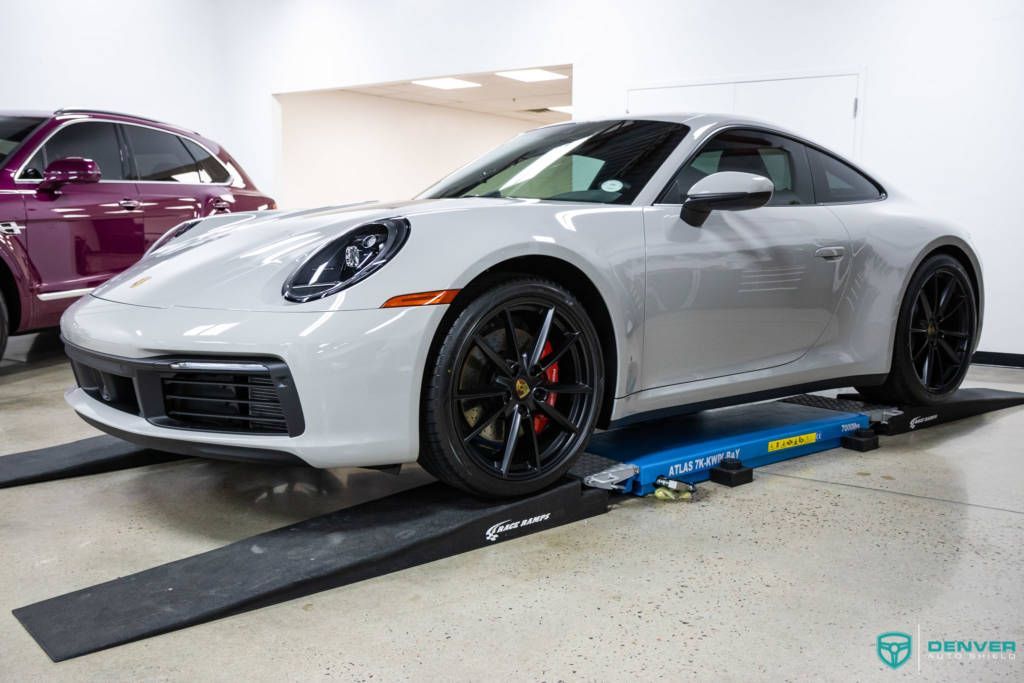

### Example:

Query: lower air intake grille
xmin=162 ymin=372 xmax=289 ymax=435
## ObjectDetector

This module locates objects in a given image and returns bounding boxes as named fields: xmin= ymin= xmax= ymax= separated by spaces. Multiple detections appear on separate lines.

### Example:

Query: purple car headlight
xmin=282 ymin=218 xmax=410 ymax=303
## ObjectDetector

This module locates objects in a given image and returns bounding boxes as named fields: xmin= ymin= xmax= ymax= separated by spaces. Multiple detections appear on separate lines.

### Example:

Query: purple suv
xmin=0 ymin=109 xmax=274 ymax=358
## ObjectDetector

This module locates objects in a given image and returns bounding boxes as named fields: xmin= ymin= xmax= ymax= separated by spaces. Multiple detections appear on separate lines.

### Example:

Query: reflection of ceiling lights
xmin=548 ymin=105 xmax=573 ymax=114
xmin=495 ymin=68 xmax=568 ymax=82
xmin=411 ymin=77 xmax=481 ymax=90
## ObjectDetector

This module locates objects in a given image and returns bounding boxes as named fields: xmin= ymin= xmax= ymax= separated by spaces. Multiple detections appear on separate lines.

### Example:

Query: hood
xmin=92 ymin=197 xmax=515 ymax=312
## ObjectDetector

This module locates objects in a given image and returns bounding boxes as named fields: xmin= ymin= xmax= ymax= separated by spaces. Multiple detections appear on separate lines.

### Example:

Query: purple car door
xmin=121 ymin=125 xmax=233 ymax=246
xmin=20 ymin=121 xmax=144 ymax=297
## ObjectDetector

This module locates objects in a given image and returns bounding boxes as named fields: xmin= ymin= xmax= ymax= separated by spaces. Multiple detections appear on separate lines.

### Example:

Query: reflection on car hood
xmin=91 ymin=197 xmax=517 ymax=312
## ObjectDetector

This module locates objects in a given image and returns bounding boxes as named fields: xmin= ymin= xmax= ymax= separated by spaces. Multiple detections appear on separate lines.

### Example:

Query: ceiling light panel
xmin=494 ymin=69 xmax=568 ymax=83
xmin=411 ymin=77 xmax=482 ymax=90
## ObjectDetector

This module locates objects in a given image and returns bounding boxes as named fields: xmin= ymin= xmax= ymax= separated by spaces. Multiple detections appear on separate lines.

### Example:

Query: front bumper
xmin=61 ymin=295 xmax=448 ymax=468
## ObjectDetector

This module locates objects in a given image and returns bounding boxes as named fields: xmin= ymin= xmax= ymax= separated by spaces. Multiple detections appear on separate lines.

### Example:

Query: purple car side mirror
xmin=38 ymin=157 xmax=101 ymax=193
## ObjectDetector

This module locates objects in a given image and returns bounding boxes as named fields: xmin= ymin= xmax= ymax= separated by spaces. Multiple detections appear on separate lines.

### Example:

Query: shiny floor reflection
xmin=111 ymin=459 xmax=437 ymax=543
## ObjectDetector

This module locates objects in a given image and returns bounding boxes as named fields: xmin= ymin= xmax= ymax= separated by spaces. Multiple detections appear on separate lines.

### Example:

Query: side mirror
xmin=38 ymin=157 xmax=101 ymax=193
xmin=681 ymin=171 xmax=773 ymax=227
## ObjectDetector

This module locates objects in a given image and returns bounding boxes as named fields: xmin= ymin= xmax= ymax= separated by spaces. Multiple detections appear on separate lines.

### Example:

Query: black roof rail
xmin=53 ymin=108 xmax=199 ymax=134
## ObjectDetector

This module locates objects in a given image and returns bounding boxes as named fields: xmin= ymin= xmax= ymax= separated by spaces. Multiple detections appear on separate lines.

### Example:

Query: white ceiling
xmin=346 ymin=65 xmax=572 ymax=124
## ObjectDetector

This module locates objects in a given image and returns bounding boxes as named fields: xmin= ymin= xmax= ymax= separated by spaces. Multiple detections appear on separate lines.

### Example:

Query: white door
xmin=628 ymin=73 xmax=859 ymax=158
xmin=640 ymin=127 xmax=852 ymax=389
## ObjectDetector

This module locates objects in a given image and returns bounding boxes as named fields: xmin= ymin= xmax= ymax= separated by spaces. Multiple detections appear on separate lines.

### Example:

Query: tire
xmin=0 ymin=290 xmax=8 ymax=362
xmin=856 ymin=254 xmax=977 ymax=405
xmin=420 ymin=278 xmax=604 ymax=498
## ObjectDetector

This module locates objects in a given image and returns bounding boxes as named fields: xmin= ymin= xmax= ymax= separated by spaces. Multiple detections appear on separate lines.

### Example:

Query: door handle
xmin=118 ymin=199 xmax=141 ymax=210
xmin=210 ymin=199 xmax=231 ymax=212
xmin=815 ymin=246 xmax=846 ymax=261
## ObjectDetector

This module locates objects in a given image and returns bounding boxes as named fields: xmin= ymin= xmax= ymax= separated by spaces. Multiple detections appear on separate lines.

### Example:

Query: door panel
xmin=641 ymin=204 xmax=850 ymax=389
xmin=25 ymin=182 xmax=144 ymax=294
xmin=19 ymin=119 xmax=145 ymax=295
xmin=134 ymin=186 xmax=205 ymax=249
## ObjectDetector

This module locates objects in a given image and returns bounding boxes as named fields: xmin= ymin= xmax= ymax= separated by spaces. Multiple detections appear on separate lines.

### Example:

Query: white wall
xmin=0 ymin=1 xmax=231 ymax=150
xmin=277 ymin=91 xmax=530 ymax=207
xmin=5 ymin=0 xmax=1023 ymax=354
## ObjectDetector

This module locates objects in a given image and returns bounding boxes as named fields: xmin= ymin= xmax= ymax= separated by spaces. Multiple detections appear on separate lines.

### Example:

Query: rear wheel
xmin=856 ymin=254 xmax=977 ymax=405
xmin=420 ymin=278 xmax=604 ymax=498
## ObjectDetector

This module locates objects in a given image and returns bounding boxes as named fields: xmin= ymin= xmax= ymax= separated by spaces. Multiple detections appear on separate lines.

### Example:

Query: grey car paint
xmin=69 ymin=113 xmax=983 ymax=463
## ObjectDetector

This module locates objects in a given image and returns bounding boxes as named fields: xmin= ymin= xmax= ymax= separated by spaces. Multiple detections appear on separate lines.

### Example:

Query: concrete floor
xmin=1 ymin=332 xmax=1022 ymax=680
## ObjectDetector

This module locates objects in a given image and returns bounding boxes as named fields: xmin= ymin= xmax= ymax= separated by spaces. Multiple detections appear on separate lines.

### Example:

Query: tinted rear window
xmin=806 ymin=147 xmax=883 ymax=203
xmin=124 ymin=125 xmax=201 ymax=183
xmin=181 ymin=138 xmax=231 ymax=183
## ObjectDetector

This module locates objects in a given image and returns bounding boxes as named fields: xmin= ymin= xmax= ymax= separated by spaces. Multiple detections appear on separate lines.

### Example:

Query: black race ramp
xmin=0 ymin=436 xmax=186 ymax=489
xmin=873 ymin=388 xmax=1024 ymax=435
xmin=14 ymin=479 xmax=608 ymax=661
xmin=832 ymin=388 xmax=1024 ymax=435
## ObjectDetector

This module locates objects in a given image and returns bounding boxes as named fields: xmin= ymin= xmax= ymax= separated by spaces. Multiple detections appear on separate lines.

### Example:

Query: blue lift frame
xmin=585 ymin=401 xmax=870 ymax=496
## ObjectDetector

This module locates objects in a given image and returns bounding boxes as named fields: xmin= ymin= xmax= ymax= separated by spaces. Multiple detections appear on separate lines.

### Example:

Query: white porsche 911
xmin=61 ymin=114 xmax=982 ymax=497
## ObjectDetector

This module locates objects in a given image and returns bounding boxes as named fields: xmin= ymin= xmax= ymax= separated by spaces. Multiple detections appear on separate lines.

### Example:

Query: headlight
xmin=282 ymin=218 xmax=410 ymax=302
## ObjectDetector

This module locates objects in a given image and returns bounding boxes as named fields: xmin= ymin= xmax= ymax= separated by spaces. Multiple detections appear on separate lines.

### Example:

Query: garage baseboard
xmin=973 ymin=351 xmax=1024 ymax=368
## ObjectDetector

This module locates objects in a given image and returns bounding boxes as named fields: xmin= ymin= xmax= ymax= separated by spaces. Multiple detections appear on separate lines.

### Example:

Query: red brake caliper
xmin=533 ymin=340 xmax=558 ymax=434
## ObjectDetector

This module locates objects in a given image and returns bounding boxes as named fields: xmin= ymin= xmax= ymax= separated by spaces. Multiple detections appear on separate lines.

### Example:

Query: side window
xmin=660 ymin=129 xmax=813 ymax=206
xmin=181 ymin=138 xmax=231 ymax=184
xmin=20 ymin=122 xmax=126 ymax=181
xmin=123 ymin=126 xmax=201 ymax=183
xmin=806 ymin=147 xmax=883 ymax=203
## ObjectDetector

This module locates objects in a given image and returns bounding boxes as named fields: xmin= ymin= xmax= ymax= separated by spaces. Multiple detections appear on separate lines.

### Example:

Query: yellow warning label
xmin=767 ymin=432 xmax=818 ymax=452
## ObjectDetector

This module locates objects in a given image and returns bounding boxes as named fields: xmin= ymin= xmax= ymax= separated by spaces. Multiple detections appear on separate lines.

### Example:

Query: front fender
xmin=381 ymin=203 xmax=646 ymax=397
xmin=0 ymin=197 xmax=37 ymax=332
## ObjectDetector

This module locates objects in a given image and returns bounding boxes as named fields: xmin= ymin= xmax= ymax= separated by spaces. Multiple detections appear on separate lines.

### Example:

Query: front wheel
xmin=420 ymin=278 xmax=604 ymax=498
xmin=856 ymin=254 xmax=977 ymax=405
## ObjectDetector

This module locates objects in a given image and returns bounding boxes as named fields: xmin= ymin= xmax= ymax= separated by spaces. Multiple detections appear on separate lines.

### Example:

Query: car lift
xmin=3 ymin=388 xmax=1023 ymax=661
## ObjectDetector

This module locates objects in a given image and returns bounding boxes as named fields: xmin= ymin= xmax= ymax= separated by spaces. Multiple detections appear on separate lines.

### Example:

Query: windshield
xmin=0 ymin=116 xmax=46 ymax=167
xmin=420 ymin=119 xmax=689 ymax=204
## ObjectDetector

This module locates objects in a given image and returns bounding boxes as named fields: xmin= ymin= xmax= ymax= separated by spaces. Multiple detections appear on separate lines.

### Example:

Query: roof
xmin=540 ymin=112 xmax=807 ymax=141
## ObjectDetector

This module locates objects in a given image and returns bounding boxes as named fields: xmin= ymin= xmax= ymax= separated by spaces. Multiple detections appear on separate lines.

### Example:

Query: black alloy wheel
xmin=857 ymin=254 xmax=977 ymax=405
xmin=420 ymin=279 xmax=603 ymax=498
xmin=907 ymin=265 xmax=974 ymax=393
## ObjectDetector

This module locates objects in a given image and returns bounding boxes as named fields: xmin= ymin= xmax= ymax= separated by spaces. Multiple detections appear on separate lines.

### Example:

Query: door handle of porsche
xmin=210 ymin=199 xmax=231 ymax=212
xmin=815 ymin=246 xmax=846 ymax=261
xmin=118 ymin=198 xmax=141 ymax=210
